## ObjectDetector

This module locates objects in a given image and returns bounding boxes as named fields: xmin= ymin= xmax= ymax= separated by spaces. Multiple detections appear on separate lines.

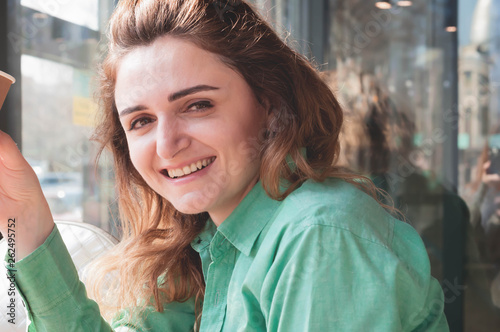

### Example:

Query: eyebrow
xmin=118 ymin=84 xmax=220 ymax=118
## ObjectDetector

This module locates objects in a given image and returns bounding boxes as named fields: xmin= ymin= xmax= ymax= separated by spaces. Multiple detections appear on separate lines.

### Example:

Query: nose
xmin=156 ymin=117 xmax=190 ymax=160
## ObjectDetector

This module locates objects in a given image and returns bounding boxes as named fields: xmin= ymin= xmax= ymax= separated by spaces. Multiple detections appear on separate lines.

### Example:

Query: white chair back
xmin=0 ymin=221 xmax=118 ymax=331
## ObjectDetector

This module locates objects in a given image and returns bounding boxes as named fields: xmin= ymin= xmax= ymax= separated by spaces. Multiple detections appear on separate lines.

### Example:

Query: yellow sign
xmin=72 ymin=69 xmax=97 ymax=127
xmin=73 ymin=95 xmax=97 ymax=127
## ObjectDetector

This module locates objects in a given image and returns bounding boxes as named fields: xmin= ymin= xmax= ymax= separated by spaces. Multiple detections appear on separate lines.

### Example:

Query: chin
xmin=173 ymin=205 xmax=206 ymax=215
xmin=169 ymin=194 xmax=213 ymax=216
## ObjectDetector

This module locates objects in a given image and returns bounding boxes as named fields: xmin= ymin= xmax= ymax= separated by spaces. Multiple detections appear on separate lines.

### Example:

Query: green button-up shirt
xmin=9 ymin=178 xmax=449 ymax=331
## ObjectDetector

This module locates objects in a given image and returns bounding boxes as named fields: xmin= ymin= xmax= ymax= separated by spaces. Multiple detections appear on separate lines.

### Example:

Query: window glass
xmin=458 ymin=0 xmax=500 ymax=329
xmin=19 ymin=1 xmax=118 ymax=235
xmin=20 ymin=0 xmax=100 ymax=31
xmin=257 ymin=0 xmax=500 ymax=329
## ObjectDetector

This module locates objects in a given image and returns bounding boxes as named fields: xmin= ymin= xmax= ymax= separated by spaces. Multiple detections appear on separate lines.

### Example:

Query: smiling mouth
xmin=161 ymin=157 xmax=216 ymax=179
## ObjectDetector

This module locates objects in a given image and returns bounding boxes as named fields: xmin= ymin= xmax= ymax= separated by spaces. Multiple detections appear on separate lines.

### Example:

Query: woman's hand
xmin=0 ymin=130 xmax=54 ymax=260
xmin=483 ymin=160 xmax=500 ymax=191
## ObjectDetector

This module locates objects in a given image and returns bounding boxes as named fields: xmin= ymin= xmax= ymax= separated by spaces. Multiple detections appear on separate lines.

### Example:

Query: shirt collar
xmin=191 ymin=181 xmax=282 ymax=256
xmin=190 ymin=217 xmax=217 ymax=253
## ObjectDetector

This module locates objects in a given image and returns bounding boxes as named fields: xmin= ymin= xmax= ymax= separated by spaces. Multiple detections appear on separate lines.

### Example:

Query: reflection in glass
xmin=19 ymin=2 xmax=118 ymax=236
xmin=21 ymin=0 xmax=99 ymax=31
xmin=21 ymin=55 xmax=88 ymax=223
xmin=322 ymin=0 xmax=500 ymax=329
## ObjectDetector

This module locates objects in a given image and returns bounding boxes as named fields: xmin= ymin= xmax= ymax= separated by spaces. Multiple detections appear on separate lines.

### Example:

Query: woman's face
xmin=114 ymin=36 xmax=267 ymax=225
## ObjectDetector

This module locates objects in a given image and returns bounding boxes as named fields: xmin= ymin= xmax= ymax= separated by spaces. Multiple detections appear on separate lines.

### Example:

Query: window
xmin=255 ymin=0 xmax=500 ymax=330
xmin=1 ymin=0 xmax=118 ymax=236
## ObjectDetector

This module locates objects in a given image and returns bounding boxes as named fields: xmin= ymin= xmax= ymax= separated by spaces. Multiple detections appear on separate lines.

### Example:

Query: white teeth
xmin=182 ymin=165 xmax=192 ymax=175
xmin=166 ymin=157 xmax=215 ymax=179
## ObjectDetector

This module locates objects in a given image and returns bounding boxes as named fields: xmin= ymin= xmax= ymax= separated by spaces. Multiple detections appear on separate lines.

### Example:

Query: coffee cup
xmin=0 ymin=71 xmax=16 ymax=110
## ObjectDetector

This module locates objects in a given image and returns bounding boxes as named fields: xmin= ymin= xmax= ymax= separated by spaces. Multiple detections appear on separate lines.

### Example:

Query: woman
xmin=0 ymin=0 xmax=449 ymax=331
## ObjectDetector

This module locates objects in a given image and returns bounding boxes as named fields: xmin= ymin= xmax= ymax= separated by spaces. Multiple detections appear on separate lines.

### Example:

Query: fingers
xmin=0 ymin=130 xmax=26 ymax=170
xmin=484 ymin=173 xmax=500 ymax=182
xmin=483 ymin=171 xmax=500 ymax=191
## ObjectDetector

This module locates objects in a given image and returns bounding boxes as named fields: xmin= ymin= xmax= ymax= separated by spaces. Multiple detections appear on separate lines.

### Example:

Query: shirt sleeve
xmin=260 ymin=219 xmax=450 ymax=332
xmin=6 ymin=225 xmax=196 ymax=332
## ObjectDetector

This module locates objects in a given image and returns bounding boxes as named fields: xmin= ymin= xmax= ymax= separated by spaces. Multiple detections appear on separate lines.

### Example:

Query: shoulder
xmin=258 ymin=178 xmax=431 ymax=275
xmin=264 ymin=177 xmax=433 ymax=284
xmin=273 ymin=178 xmax=399 ymax=250
xmin=256 ymin=179 xmax=446 ymax=331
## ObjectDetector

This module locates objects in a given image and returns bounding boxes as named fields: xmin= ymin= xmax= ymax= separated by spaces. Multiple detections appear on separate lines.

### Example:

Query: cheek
xmin=128 ymin=149 xmax=142 ymax=173
xmin=242 ymin=104 xmax=268 ymax=142
xmin=224 ymin=127 xmax=264 ymax=177
xmin=238 ymin=119 xmax=268 ymax=157
xmin=127 ymin=139 xmax=153 ymax=175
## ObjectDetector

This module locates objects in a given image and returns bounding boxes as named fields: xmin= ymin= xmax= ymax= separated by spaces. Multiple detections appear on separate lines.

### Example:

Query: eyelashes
xmin=129 ymin=117 xmax=154 ymax=131
xmin=187 ymin=100 xmax=213 ymax=112
xmin=127 ymin=101 xmax=214 ymax=131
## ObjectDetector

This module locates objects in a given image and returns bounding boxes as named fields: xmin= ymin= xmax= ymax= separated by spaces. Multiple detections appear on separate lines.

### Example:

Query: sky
xmin=459 ymin=0 xmax=478 ymax=46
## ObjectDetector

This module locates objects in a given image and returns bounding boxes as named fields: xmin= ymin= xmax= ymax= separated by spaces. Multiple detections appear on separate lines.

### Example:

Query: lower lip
xmin=161 ymin=160 xmax=215 ymax=185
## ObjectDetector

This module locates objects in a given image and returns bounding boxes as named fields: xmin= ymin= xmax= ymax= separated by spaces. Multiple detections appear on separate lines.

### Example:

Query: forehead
xmin=114 ymin=36 xmax=232 ymax=107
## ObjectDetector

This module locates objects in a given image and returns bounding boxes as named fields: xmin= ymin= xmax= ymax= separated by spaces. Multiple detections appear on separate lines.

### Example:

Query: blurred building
xmin=458 ymin=0 xmax=497 ymax=188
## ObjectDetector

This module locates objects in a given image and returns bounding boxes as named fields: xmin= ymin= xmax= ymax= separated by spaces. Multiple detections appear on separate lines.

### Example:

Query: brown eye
xmin=186 ymin=101 xmax=213 ymax=112
xmin=129 ymin=117 xmax=154 ymax=131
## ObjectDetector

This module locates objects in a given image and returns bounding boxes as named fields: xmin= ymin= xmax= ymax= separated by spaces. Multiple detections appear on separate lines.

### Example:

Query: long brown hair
xmin=87 ymin=0 xmax=390 ymax=325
